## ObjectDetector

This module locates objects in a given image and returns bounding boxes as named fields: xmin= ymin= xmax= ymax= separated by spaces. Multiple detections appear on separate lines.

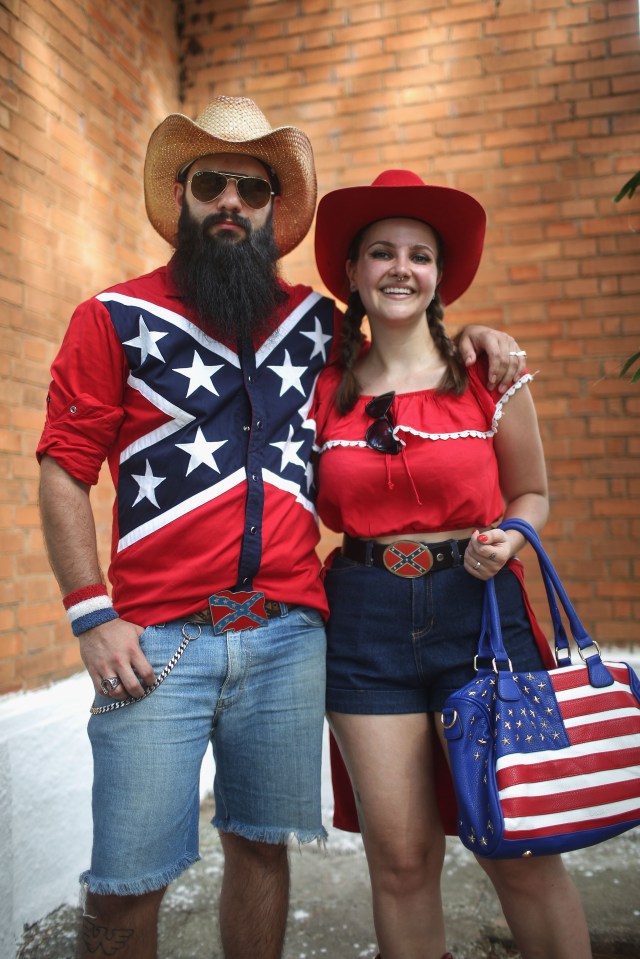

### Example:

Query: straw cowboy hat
xmin=315 ymin=169 xmax=486 ymax=306
xmin=144 ymin=95 xmax=317 ymax=256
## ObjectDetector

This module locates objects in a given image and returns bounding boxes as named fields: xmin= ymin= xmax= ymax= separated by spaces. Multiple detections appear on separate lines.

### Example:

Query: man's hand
xmin=457 ymin=325 xmax=527 ymax=393
xmin=80 ymin=617 xmax=156 ymax=700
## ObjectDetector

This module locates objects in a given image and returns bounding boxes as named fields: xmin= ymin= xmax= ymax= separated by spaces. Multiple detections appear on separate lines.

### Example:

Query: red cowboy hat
xmin=314 ymin=169 xmax=486 ymax=306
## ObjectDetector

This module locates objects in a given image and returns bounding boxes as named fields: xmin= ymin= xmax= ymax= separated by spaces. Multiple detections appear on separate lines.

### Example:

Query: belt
xmin=189 ymin=599 xmax=291 ymax=625
xmin=342 ymin=533 xmax=470 ymax=579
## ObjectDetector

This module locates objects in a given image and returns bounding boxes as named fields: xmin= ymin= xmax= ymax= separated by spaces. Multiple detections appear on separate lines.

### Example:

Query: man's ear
xmin=173 ymin=181 xmax=184 ymax=210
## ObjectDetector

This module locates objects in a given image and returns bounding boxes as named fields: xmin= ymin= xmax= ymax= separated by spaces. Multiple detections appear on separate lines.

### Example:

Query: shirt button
xmin=247 ymin=375 xmax=254 ymax=384
xmin=243 ymin=425 xmax=250 ymax=431
xmin=250 ymin=526 xmax=257 ymax=534
xmin=251 ymin=473 xmax=257 ymax=481
xmin=255 ymin=420 xmax=262 ymax=430
xmin=70 ymin=405 xmax=77 ymax=414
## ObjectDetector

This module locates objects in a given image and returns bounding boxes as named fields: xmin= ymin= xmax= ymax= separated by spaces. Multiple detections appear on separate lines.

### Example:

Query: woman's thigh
xmin=329 ymin=710 xmax=446 ymax=862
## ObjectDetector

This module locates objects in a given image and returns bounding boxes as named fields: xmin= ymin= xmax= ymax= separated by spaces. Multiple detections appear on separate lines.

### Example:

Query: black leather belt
xmin=342 ymin=533 xmax=470 ymax=579
xmin=189 ymin=600 xmax=291 ymax=625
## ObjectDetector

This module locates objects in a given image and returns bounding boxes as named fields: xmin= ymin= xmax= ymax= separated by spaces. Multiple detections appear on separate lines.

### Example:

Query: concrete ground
xmin=16 ymin=797 xmax=640 ymax=959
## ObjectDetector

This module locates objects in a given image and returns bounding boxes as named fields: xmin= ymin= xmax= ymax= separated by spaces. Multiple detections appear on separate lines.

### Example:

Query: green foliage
xmin=620 ymin=351 xmax=640 ymax=384
xmin=614 ymin=172 xmax=639 ymax=382
xmin=614 ymin=171 xmax=640 ymax=203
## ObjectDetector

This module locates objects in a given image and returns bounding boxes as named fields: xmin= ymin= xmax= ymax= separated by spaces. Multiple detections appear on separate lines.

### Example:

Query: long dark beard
xmin=171 ymin=204 xmax=287 ymax=343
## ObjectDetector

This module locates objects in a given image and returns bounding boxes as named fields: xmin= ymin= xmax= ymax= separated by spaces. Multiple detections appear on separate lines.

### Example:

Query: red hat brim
xmin=314 ymin=172 xmax=486 ymax=306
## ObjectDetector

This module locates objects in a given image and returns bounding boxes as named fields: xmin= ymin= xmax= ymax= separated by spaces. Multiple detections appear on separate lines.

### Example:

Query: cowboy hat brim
xmin=314 ymin=178 xmax=486 ymax=306
xmin=144 ymin=112 xmax=317 ymax=256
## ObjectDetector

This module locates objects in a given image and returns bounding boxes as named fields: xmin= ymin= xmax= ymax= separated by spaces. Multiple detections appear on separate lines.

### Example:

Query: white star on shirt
xmin=131 ymin=459 xmax=166 ymax=508
xmin=124 ymin=315 xmax=169 ymax=363
xmin=305 ymin=460 xmax=314 ymax=493
xmin=176 ymin=427 xmax=227 ymax=475
xmin=271 ymin=424 xmax=306 ymax=471
xmin=268 ymin=349 xmax=307 ymax=397
xmin=300 ymin=316 xmax=332 ymax=361
xmin=173 ymin=351 xmax=224 ymax=397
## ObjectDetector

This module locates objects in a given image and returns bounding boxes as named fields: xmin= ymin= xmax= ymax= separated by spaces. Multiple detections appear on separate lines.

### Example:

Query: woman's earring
xmin=350 ymin=283 xmax=357 ymax=292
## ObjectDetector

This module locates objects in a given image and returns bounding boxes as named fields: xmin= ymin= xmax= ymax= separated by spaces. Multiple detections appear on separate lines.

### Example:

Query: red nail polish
xmin=478 ymin=534 xmax=488 ymax=543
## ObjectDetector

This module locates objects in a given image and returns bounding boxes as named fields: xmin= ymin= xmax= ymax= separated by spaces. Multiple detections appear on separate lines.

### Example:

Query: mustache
xmin=200 ymin=210 xmax=252 ymax=234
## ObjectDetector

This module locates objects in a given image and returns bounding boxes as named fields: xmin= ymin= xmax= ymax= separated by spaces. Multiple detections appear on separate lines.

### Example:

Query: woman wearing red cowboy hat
xmin=311 ymin=171 xmax=592 ymax=959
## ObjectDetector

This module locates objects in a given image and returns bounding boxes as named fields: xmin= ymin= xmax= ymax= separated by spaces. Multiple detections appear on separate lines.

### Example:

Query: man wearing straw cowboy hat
xmin=37 ymin=95 xmax=525 ymax=958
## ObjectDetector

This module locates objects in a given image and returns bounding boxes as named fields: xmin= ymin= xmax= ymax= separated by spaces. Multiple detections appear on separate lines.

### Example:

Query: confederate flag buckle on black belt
xmin=208 ymin=589 xmax=268 ymax=634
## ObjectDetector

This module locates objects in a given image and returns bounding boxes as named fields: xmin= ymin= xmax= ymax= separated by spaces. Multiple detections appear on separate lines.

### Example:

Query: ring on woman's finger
xmin=474 ymin=560 xmax=482 ymax=570
xmin=509 ymin=350 xmax=527 ymax=357
xmin=100 ymin=676 xmax=121 ymax=696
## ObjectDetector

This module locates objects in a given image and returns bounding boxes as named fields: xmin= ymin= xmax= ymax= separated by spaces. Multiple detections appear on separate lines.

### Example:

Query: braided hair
xmin=334 ymin=224 xmax=468 ymax=414
xmin=335 ymin=290 xmax=366 ymax=414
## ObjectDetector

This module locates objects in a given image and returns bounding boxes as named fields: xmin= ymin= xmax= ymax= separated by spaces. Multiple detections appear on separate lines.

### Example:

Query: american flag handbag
xmin=442 ymin=517 xmax=640 ymax=859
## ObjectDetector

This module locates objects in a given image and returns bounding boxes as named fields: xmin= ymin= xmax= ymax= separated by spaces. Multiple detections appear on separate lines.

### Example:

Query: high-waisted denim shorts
xmin=325 ymin=558 xmax=544 ymax=714
xmin=82 ymin=605 xmax=327 ymax=896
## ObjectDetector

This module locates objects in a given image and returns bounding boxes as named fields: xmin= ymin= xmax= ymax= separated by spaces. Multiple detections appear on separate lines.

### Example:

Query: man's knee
xmin=81 ymin=887 xmax=166 ymax=935
xmin=219 ymin=831 xmax=289 ymax=868
xmin=84 ymin=887 xmax=166 ymax=917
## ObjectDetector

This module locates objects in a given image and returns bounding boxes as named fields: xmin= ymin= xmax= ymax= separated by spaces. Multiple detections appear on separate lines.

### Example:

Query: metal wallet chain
xmin=89 ymin=622 xmax=200 ymax=715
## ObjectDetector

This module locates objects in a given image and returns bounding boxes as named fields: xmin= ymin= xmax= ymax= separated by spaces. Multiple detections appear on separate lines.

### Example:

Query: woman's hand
xmin=464 ymin=528 xmax=513 ymax=581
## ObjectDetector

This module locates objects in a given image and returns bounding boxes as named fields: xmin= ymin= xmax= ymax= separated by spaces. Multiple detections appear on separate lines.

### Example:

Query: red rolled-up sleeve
xmin=36 ymin=297 xmax=127 ymax=485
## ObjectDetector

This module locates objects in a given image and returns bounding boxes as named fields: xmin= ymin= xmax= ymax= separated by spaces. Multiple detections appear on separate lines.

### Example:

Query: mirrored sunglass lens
xmin=237 ymin=177 xmax=272 ymax=208
xmin=190 ymin=172 xmax=227 ymax=202
xmin=365 ymin=392 xmax=394 ymax=418
xmin=366 ymin=420 xmax=396 ymax=452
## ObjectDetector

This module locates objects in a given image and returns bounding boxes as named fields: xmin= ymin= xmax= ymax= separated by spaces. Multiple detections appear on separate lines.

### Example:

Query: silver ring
xmin=100 ymin=676 xmax=121 ymax=696
xmin=474 ymin=561 xmax=482 ymax=570
xmin=509 ymin=350 xmax=527 ymax=357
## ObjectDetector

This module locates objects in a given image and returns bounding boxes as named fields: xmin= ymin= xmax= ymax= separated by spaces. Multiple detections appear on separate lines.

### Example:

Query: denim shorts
xmin=81 ymin=605 xmax=327 ymax=896
xmin=325 ymin=558 xmax=544 ymax=714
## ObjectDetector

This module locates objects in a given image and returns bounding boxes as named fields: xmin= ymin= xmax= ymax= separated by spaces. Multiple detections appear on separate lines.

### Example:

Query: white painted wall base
xmin=0 ymin=671 xmax=214 ymax=959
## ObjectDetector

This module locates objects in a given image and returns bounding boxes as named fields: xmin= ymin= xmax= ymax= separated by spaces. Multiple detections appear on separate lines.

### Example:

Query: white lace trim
xmin=491 ymin=371 xmax=533 ymax=432
xmin=314 ymin=373 xmax=533 ymax=454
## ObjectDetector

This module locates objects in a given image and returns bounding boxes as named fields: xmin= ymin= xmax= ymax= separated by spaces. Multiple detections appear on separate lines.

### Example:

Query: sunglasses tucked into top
xmin=365 ymin=391 xmax=402 ymax=455
xmin=187 ymin=170 xmax=275 ymax=209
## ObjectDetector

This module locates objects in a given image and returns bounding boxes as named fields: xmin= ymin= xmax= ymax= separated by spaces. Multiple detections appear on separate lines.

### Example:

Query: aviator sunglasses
xmin=187 ymin=170 xmax=275 ymax=209
xmin=365 ymin=391 xmax=401 ymax=455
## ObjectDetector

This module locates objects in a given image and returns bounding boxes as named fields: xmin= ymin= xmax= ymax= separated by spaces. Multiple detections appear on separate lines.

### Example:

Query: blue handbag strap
xmin=478 ymin=518 xmax=613 ymax=689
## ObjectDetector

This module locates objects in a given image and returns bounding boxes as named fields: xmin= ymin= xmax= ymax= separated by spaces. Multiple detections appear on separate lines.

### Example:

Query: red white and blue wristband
xmin=63 ymin=584 xmax=119 ymax=637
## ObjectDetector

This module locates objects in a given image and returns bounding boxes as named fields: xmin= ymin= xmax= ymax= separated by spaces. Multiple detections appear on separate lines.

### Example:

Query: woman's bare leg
xmin=330 ymin=711 xmax=448 ymax=959
xmin=435 ymin=717 xmax=592 ymax=959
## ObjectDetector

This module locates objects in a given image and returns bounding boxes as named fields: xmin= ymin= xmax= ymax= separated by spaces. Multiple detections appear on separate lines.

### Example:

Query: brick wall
xmin=0 ymin=0 xmax=179 ymax=692
xmin=1 ymin=0 xmax=638 ymax=693
xmin=178 ymin=0 xmax=640 ymax=644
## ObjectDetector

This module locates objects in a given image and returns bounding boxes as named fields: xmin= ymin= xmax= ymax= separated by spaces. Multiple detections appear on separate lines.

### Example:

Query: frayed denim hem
xmin=79 ymin=853 xmax=201 ymax=896
xmin=212 ymin=814 xmax=328 ymax=849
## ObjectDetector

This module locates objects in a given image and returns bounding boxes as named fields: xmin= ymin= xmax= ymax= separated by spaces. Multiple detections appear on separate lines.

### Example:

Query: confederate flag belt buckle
xmin=208 ymin=589 xmax=268 ymax=634
xmin=382 ymin=540 xmax=434 ymax=578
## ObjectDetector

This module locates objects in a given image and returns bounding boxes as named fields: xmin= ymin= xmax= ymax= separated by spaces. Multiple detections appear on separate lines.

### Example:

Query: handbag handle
xmin=478 ymin=518 xmax=614 ymax=691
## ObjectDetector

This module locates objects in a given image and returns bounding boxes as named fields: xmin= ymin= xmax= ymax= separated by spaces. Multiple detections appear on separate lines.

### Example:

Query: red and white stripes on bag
xmin=497 ymin=663 xmax=640 ymax=841
xmin=442 ymin=517 xmax=640 ymax=859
